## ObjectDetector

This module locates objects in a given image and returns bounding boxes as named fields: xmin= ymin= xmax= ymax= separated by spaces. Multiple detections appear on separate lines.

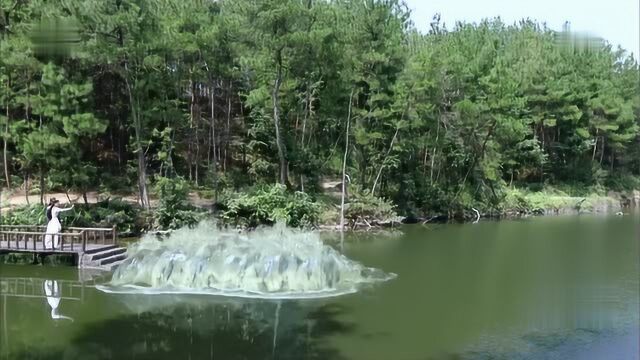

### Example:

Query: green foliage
xmin=0 ymin=253 xmax=74 ymax=266
xmin=99 ymin=174 xmax=135 ymax=195
xmin=499 ymin=187 xmax=619 ymax=215
xmin=607 ymin=174 xmax=640 ymax=192
xmin=0 ymin=1 xmax=638 ymax=221
xmin=70 ymin=199 xmax=146 ymax=235
xmin=0 ymin=204 xmax=47 ymax=225
xmin=0 ymin=199 xmax=148 ymax=235
xmin=502 ymin=189 xmax=534 ymax=213
xmin=345 ymin=186 xmax=397 ymax=224
xmin=154 ymin=177 xmax=206 ymax=230
xmin=221 ymin=184 xmax=320 ymax=228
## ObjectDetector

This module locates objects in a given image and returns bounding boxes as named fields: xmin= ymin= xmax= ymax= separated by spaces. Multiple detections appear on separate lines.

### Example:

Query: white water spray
xmin=98 ymin=223 xmax=395 ymax=299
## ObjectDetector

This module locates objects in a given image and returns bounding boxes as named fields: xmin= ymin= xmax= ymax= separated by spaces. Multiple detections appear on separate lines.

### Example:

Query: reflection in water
xmin=44 ymin=280 xmax=74 ymax=322
xmin=1 ymin=275 xmax=85 ymax=360
xmin=1 ymin=294 xmax=7 ymax=359
xmin=115 ymin=294 xmax=349 ymax=359
xmin=1 ymin=216 xmax=638 ymax=360
xmin=7 ymin=292 xmax=353 ymax=360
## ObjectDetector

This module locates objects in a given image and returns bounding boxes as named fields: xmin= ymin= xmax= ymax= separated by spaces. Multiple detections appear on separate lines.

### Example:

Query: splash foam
xmin=97 ymin=223 xmax=395 ymax=299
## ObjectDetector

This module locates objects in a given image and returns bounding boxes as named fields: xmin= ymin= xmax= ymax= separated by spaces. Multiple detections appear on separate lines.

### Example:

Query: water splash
xmin=97 ymin=223 xmax=396 ymax=299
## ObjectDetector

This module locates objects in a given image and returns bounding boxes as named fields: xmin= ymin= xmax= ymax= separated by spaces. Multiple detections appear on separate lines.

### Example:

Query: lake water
xmin=0 ymin=215 xmax=638 ymax=359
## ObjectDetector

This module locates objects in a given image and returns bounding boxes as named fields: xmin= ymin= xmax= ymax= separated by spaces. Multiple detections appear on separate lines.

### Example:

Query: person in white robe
xmin=44 ymin=198 xmax=74 ymax=249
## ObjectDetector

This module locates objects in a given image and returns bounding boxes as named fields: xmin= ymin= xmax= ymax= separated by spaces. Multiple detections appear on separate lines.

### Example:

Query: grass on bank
xmin=502 ymin=186 xmax=619 ymax=215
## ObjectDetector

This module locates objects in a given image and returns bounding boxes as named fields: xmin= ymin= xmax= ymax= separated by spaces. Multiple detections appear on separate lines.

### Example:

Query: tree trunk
xmin=298 ymin=84 xmax=312 ymax=193
xmin=454 ymin=118 xmax=499 ymax=202
xmin=371 ymin=125 xmax=400 ymax=196
xmin=124 ymin=70 xmax=150 ymax=209
xmin=24 ymin=172 xmax=29 ymax=205
xmin=26 ymin=75 xmax=30 ymax=122
xmin=301 ymin=84 xmax=310 ymax=146
xmin=39 ymin=168 xmax=45 ymax=206
xmin=225 ymin=81 xmax=232 ymax=172
xmin=371 ymin=104 xmax=408 ymax=196
xmin=422 ymin=146 xmax=428 ymax=176
xmin=190 ymin=79 xmax=200 ymax=186
xmin=340 ymin=90 xmax=354 ymax=232
xmin=3 ymin=78 xmax=10 ymax=189
xmin=273 ymin=49 xmax=288 ymax=185
xmin=540 ymin=124 xmax=545 ymax=181
xmin=210 ymin=83 xmax=217 ymax=172
xmin=592 ymin=130 xmax=598 ymax=162
xmin=3 ymin=116 xmax=9 ymax=190
xmin=610 ymin=152 xmax=614 ymax=172
xmin=137 ymin=149 xmax=150 ymax=209
xmin=430 ymin=120 xmax=440 ymax=186
xmin=167 ymin=127 xmax=175 ymax=178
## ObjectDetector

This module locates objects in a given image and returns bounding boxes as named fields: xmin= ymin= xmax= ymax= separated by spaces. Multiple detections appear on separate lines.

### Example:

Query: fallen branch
xmin=422 ymin=216 xmax=439 ymax=224
xmin=471 ymin=208 xmax=480 ymax=224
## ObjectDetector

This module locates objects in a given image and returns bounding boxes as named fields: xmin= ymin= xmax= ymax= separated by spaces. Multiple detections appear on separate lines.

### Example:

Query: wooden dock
xmin=0 ymin=225 xmax=127 ymax=268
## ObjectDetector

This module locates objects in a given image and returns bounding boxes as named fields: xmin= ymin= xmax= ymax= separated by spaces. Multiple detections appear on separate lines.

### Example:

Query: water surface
xmin=0 ymin=216 xmax=638 ymax=359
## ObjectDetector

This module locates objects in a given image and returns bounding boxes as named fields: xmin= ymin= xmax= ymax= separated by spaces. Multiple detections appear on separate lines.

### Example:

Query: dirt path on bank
xmin=0 ymin=190 xmax=133 ymax=214
xmin=2 ymin=191 xmax=112 ymax=205
xmin=0 ymin=189 xmax=215 ymax=213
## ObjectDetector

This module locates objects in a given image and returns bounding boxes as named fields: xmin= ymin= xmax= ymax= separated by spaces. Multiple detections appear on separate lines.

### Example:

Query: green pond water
xmin=0 ymin=215 xmax=638 ymax=360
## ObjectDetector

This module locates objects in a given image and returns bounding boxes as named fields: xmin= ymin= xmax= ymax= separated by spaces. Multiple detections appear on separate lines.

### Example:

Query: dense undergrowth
xmin=1 ymin=178 xmax=633 ymax=232
xmin=1 ymin=178 xmax=207 ymax=233
xmin=219 ymin=185 xmax=321 ymax=228
xmin=0 ymin=200 xmax=149 ymax=235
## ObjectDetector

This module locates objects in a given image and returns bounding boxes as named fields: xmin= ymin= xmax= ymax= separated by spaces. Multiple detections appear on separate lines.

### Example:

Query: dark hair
xmin=46 ymin=198 xmax=58 ymax=221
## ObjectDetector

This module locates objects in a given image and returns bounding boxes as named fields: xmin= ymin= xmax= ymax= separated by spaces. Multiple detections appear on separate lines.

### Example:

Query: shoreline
xmin=1 ymin=188 xmax=637 ymax=234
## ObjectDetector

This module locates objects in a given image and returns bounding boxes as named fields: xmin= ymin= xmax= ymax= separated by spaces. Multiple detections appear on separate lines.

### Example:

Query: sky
xmin=405 ymin=0 xmax=640 ymax=57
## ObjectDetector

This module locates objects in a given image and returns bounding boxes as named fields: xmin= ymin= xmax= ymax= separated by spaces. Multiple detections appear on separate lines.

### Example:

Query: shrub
xmin=0 ymin=204 xmax=47 ymax=225
xmin=606 ymin=173 xmax=640 ymax=192
xmin=221 ymin=184 xmax=320 ymax=228
xmin=99 ymin=173 xmax=135 ymax=194
xmin=72 ymin=198 xmax=145 ymax=234
xmin=0 ymin=199 xmax=149 ymax=235
xmin=501 ymin=188 xmax=535 ymax=214
xmin=344 ymin=186 xmax=397 ymax=224
xmin=197 ymin=189 xmax=216 ymax=200
xmin=154 ymin=177 xmax=206 ymax=230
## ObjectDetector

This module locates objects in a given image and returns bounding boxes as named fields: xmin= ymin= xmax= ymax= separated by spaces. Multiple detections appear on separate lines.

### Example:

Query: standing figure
xmin=44 ymin=198 xmax=74 ymax=249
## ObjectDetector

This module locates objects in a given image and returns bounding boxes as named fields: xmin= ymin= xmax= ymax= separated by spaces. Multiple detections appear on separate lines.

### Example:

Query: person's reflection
xmin=43 ymin=280 xmax=73 ymax=321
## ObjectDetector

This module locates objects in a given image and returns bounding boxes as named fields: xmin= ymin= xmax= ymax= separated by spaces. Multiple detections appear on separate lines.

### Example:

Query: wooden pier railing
xmin=0 ymin=225 xmax=117 ymax=253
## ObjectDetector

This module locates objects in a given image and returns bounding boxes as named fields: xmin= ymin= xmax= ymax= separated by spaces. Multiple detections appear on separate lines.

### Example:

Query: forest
xmin=1 ymin=0 xmax=639 ymax=229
